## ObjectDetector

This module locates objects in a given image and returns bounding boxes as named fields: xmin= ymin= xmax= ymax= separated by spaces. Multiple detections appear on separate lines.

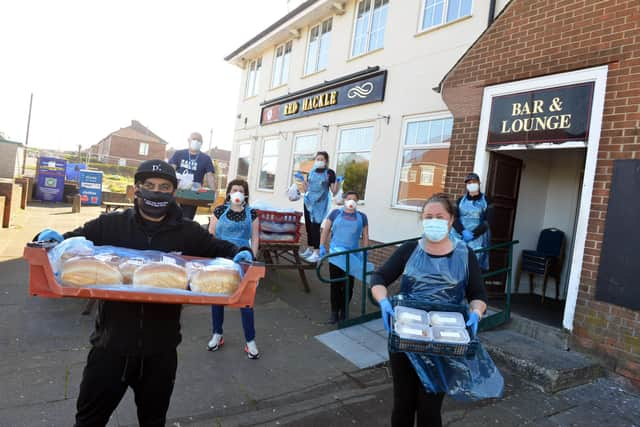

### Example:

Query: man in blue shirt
xmin=168 ymin=132 xmax=216 ymax=219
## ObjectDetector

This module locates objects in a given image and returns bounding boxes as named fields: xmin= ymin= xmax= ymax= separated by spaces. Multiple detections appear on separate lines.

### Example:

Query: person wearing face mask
xmin=370 ymin=194 xmax=502 ymax=427
xmin=207 ymin=179 xmax=261 ymax=359
xmin=295 ymin=151 xmax=341 ymax=263
xmin=168 ymin=131 xmax=216 ymax=220
xmin=451 ymin=172 xmax=493 ymax=271
xmin=319 ymin=191 xmax=369 ymax=323
xmin=34 ymin=160 xmax=253 ymax=427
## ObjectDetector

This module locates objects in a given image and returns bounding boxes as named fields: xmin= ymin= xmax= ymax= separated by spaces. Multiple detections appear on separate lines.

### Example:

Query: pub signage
xmin=487 ymin=82 xmax=594 ymax=146
xmin=261 ymin=70 xmax=387 ymax=125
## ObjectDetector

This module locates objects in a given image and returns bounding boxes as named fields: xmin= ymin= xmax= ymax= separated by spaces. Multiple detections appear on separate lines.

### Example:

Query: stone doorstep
xmin=482 ymin=329 xmax=603 ymax=394
xmin=499 ymin=308 xmax=571 ymax=350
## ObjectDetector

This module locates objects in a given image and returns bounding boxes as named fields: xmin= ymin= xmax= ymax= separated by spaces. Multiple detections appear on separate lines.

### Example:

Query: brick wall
xmin=441 ymin=0 xmax=640 ymax=382
xmin=106 ymin=135 xmax=166 ymax=165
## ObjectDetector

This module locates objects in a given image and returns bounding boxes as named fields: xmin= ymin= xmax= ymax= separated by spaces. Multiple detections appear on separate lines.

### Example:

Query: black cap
xmin=135 ymin=160 xmax=178 ymax=188
xmin=464 ymin=172 xmax=480 ymax=183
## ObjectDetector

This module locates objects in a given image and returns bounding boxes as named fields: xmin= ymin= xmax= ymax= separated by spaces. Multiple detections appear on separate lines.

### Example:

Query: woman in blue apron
xmin=451 ymin=172 xmax=493 ymax=271
xmin=207 ymin=179 xmax=261 ymax=359
xmin=295 ymin=151 xmax=340 ymax=263
xmin=319 ymin=191 xmax=370 ymax=323
xmin=371 ymin=194 xmax=503 ymax=427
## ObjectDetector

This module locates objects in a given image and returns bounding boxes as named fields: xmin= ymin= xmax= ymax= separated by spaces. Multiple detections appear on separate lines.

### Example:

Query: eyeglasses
xmin=140 ymin=182 xmax=173 ymax=192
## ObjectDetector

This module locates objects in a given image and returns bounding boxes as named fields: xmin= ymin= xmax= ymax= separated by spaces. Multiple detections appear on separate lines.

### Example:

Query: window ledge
xmin=301 ymin=68 xmax=327 ymax=80
xmin=244 ymin=94 xmax=259 ymax=101
xmin=415 ymin=14 xmax=473 ymax=38
xmin=391 ymin=204 xmax=422 ymax=213
xmin=269 ymin=83 xmax=288 ymax=92
xmin=256 ymin=188 xmax=276 ymax=193
xmin=347 ymin=47 xmax=384 ymax=63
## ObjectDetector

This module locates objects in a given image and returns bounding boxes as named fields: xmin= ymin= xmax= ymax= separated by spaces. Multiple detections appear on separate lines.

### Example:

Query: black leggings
xmin=329 ymin=264 xmax=355 ymax=313
xmin=303 ymin=204 xmax=322 ymax=248
xmin=390 ymin=352 xmax=445 ymax=427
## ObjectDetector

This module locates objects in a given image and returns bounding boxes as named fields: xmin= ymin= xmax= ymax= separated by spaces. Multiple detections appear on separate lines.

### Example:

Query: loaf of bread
xmin=118 ymin=259 xmax=145 ymax=284
xmin=61 ymin=257 xmax=123 ymax=287
xmin=132 ymin=263 xmax=188 ymax=290
xmin=190 ymin=266 xmax=241 ymax=294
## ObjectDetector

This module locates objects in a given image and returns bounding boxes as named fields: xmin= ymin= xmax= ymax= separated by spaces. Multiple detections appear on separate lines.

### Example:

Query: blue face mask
xmin=422 ymin=219 xmax=449 ymax=242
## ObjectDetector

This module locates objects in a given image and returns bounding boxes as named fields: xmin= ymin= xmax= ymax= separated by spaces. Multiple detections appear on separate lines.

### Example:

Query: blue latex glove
xmin=462 ymin=229 xmax=474 ymax=242
xmin=37 ymin=228 xmax=64 ymax=243
xmin=294 ymin=172 xmax=305 ymax=182
xmin=233 ymin=250 xmax=253 ymax=264
xmin=379 ymin=298 xmax=395 ymax=333
xmin=336 ymin=175 xmax=344 ymax=183
xmin=319 ymin=246 xmax=327 ymax=258
xmin=466 ymin=311 xmax=480 ymax=337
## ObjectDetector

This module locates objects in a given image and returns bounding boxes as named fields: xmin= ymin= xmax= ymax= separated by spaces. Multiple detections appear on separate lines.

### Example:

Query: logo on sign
xmin=347 ymin=82 xmax=374 ymax=99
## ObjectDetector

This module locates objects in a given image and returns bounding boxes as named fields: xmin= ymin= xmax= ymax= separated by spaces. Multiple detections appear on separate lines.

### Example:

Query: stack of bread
xmin=187 ymin=262 xmax=241 ymax=295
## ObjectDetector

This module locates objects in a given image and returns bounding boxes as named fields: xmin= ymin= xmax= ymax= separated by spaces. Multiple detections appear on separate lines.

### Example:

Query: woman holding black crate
xmin=370 ymin=194 xmax=502 ymax=427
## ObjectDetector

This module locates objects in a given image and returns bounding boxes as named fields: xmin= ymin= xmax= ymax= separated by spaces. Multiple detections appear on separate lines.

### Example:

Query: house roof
xmin=208 ymin=147 xmax=231 ymax=162
xmin=0 ymin=138 xmax=24 ymax=147
xmin=109 ymin=120 xmax=169 ymax=145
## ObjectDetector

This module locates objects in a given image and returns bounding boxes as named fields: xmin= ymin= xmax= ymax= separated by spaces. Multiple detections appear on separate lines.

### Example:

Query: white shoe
xmin=300 ymin=248 xmax=312 ymax=258
xmin=207 ymin=333 xmax=224 ymax=351
xmin=306 ymin=251 xmax=320 ymax=263
xmin=245 ymin=340 xmax=260 ymax=359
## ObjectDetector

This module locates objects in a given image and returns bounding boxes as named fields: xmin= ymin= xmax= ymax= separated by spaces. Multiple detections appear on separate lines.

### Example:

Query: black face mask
xmin=135 ymin=188 xmax=175 ymax=219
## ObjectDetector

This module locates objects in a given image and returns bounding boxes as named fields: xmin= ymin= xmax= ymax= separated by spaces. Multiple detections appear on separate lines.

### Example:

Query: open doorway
xmin=486 ymin=148 xmax=586 ymax=328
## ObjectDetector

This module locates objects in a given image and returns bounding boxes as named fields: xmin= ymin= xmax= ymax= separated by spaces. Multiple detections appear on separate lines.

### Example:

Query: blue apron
xmin=451 ymin=194 xmax=490 ymax=270
xmin=400 ymin=238 xmax=503 ymax=401
xmin=303 ymin=168 xmax=331 ymax=224
xmin=215 ymin=205 xmax=253 ymax=248
xmin=329 ymin=209 xmax=374 ymax=282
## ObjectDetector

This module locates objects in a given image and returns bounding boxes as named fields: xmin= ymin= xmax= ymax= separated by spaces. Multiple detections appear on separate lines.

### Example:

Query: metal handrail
xmin=315 ymin=237 xmax=519 ymax=330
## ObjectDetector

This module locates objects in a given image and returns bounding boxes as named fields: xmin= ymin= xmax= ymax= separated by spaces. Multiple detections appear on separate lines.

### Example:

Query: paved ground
xmin=1 ymin=202 xmax=639 ymax=426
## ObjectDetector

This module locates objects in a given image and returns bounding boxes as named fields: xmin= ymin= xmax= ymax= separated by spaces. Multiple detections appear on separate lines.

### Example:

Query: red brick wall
xmin=441 ymin=0 xmax=640 ymax=382
xmin=106 ymin=135 xmax=166 ymax=165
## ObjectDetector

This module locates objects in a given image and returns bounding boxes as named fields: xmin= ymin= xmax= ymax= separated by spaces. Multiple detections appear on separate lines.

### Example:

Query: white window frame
xmin=289 ymin=132 xmax=320 ymax=185
xmin=304 ymin=18 xmax=333 ymax=76
xmin=419 ymin=165 xmax=435 ymax=186
xmin=138 ymin=142 xmax=149 ymax=156
xmin=257 ymin=137 xmax=280 ymax=192
xmin=350 ymin=0 xmax=389 ymax=58
xmin=236 ymin=141 xmax=252 ymax=182
xmin=392 ymin=113 xmax=453 ymax=211
xmin=271 ymin=40 xmax=292 ymax=88
xmin=335 ymin=123 xmax=375 ymax=201
xmin=419 ymin=0 xmax=473 ymax=32
xmin=245 ymin=57 xmax=262 ymax=98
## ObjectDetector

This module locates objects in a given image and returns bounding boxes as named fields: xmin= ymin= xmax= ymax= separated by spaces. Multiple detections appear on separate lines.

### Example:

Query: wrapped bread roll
xmin=118 ymin=258 xmax=145 ymax=284
xmin=190 ymin=266 xmax=241 ymax=294
xmin=132 ymin=263 xmax=188 ymax=290
xmin=61 ymin=257 xmax=123 ymax=287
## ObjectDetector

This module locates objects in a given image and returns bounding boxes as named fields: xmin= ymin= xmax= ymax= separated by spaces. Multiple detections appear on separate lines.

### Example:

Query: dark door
xmin=485 ymin=152 xmax=523 ymax=296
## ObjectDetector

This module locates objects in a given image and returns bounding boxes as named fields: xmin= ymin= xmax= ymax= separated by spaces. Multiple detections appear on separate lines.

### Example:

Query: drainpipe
xmin=488 ymin=0 xmax=497 ymax=27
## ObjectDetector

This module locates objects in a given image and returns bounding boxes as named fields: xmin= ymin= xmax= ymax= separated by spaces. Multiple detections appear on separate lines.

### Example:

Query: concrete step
xmin=506 ymin=310 xmax=571 ymax=350
xmin=482 ymin=329 xmax=603 ymax=393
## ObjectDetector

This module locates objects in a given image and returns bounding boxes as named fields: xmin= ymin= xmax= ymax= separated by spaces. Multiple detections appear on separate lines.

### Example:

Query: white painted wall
xmin=509 ymin=149 xmax=585 ymax=300
xmin=228 ymin=0 xmax=509 ymax=243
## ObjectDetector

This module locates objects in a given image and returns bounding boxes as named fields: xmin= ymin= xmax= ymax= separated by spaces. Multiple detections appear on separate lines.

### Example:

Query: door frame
xmin=473 ymin=66 xmax=608 ymax=331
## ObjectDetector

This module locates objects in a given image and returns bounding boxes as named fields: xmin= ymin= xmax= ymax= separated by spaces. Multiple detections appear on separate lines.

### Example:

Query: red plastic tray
xmin=23 ymin=247 xmax=265 ymax=308
xmin=257 ymin=210 xmax=303 ymax=244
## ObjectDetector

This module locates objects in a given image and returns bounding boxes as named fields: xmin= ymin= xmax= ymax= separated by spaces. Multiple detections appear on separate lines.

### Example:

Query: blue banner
xmin=35 ymin=157 xmax=67 ymax=202
xmin=79 ymin=170 xmax=103 ymax=206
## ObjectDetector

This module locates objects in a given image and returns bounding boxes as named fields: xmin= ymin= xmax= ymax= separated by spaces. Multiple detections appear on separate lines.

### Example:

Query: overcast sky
xmin=0 ymin=0 xmax=288 ymax=153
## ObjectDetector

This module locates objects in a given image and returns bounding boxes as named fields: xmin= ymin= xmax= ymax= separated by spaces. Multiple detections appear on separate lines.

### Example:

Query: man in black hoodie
xmin=36 ymin=160 xmax=253 ymax=427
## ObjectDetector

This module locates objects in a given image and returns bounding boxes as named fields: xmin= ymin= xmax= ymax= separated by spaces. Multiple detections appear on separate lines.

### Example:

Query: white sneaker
xmin=300 ymin=248 xmax=312 ymax=258
xmin=207 ymin=333 xmax=224 ymax=351
xmin=245 ymin=340 xmax=260 ymax=359
xmin=306 ymin=251 xmax=320 ymax=263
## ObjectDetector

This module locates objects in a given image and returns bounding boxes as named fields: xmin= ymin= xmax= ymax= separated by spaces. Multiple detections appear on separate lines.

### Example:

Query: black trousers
xmin=390 ymin=352 xmax=445 ymax=427
xmin=180 ymin=204 xmax=197 ymax=220
xmin=303 ymin=204 xmax=322 ymax=248
xmin=329 ymin=263 xmax=354 ymax=313
xmin=75 ymin=347 xmax=177 ymax=427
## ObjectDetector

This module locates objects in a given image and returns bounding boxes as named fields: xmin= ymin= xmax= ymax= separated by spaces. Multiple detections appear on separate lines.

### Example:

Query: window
xmin=305 ymin=18 xmax=332 ymax=75
xmin=291 ymin=133 xmax=319 ymax=184
xmin=272 ymin=41 xmax=292 ymax=88
xmin=236 ymin=142 xmax=251 ymax=181
xmin=421 ymin=0 xmax=472 ymax=31
xmin=395 ymin=116 xmax=453 ymax=208
xmin=245 ymin=57 xmax=262 ymax=97
xmin=259 ymin=138 xmax=279 ymax=190
xmin=336 ymin=126 xmax=374 ymax=199
xmin=351 ymin=0 xmax=389 ymax=57
xmin=138 ymin=142 xmax=149 ymax=156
